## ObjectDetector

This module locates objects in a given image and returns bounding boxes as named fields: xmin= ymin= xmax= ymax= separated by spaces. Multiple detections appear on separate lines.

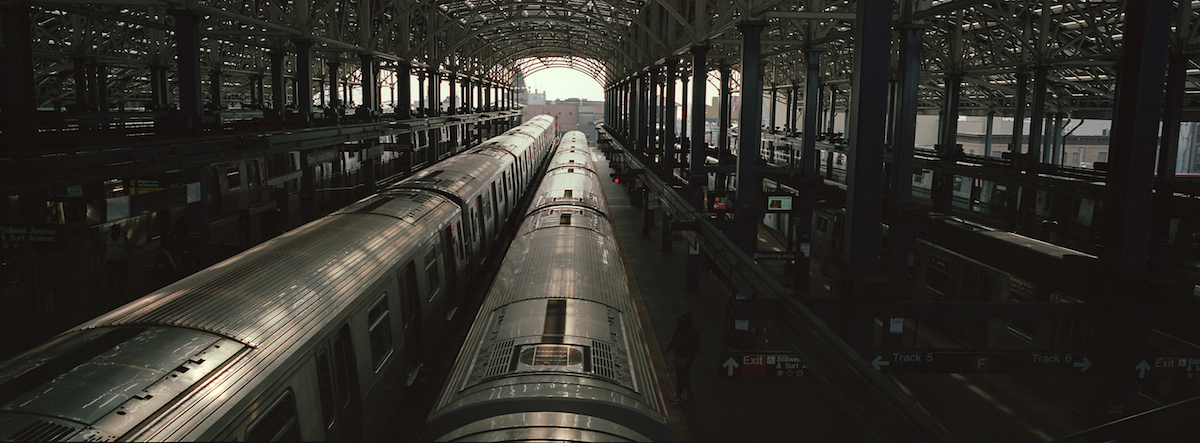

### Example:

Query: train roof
xmin=75 ymin=194 xmax=454 ymax=346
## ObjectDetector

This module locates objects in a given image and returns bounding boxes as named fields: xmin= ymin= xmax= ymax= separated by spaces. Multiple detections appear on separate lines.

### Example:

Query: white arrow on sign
xmin=1074 ymin=357 xmax=1092 ymax=373
xmin=723 ymin=357 xmax=740 ymax=376
xmin=1135 ymin=360 xmax=1152 ymax=378
xmin=872 ymin=356 xmax=890 ymax=371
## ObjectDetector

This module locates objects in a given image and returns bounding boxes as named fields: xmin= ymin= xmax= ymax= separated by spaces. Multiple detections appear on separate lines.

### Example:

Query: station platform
xmin=592 ymin=146 xmax=1090 ymax=442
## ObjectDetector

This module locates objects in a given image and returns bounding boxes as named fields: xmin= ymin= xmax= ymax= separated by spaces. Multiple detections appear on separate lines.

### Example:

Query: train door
xmin=208 ymin=166 xmax=224 ymax=215
xmin=442 ymin=225 xmax=459 ymax=307
xmin=499 ymin=171 xmax=509 ymax=219
xmin=314 ymin=324 xmax=362 ymax=441
xmin=490 ymin=182 xmax=499 ymax=222
xmin=474 ymin=195 xmax=486 ymax=254
xmin=247 ymin=160 xmax=262 ymax=206
xmin=400 ymin=262 xmax=422 ymax=380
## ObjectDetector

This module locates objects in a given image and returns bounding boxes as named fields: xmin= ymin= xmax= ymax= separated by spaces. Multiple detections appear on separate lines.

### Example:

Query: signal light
xmin=614 ymin=178 xmax=620 ymax=183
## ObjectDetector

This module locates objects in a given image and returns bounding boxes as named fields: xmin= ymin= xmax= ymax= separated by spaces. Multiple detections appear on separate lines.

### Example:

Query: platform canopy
xmin=15 ymin=1 xmax=1200 ymax=118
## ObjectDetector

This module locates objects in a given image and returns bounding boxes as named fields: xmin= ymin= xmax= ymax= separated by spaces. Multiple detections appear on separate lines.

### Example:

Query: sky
xmin=523 ymin=67 xmax=605 ymax=102
xmin=522 ymin=66 xmax=729 ymax=105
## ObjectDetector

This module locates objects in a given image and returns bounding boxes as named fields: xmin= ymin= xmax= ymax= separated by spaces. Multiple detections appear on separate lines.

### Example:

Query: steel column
xmin=398 ymin=62 xmax=412 ymax=118
xmin=1028 ymin=65 xmax=1049 ymax=167
xmin=718 ymin=65 xmax=732 ymax=171
xmin=361 ymin=54 xmax=377 ymax=115
xmin=734 ymin=20 xmax=767 ymax=254
xmin=648 ymin=67 xmax=660 ymax=163
xmin=690 ymin=45 xmax=710 ymax=205
xmin=842 ymin=0 xmax=893 ymax=352
xmin=1093 ymin=0 xmax=1172 ymax=424
xmin=680 ymin=66 xmax=690 ymax=144
xmin=666 ymin=59 xmax=678 ymax=169
xmin=892 ymin=25 xmax=923 ymax=210
xmin=208 ymin=70 xmax=222 ymax=111
xmin=802 ymin=49 xmax=822 ymax=178
xmin=294 ymin=40 xmax=313 ymax=121
xmin=934 ymin=73 xmax=961 ymax=214
xmin=270 ymin=50 xmax=286 ymax=119
xmin=0 ymin=1 xmax=35 ymax=142
xmin=173 ymin=10 xmax=204 ymax=126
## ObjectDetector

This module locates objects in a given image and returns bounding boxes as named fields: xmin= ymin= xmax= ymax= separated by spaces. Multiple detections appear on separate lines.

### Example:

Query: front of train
xmin=424 ymin=132 xmax=670 ymax=442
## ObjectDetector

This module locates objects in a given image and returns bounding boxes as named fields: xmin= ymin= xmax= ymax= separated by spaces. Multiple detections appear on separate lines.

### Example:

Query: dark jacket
xmin=666 ymin=324 xmax=701 ymax=358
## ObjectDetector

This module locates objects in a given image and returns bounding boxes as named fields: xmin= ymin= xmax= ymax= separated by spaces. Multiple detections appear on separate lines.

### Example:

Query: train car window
xmin=482 ymin=189 xmax=493 ymax=220
xmin=925 ymin=255 xmax=949 ymax=296
xmin=424 ymin=247 xmax=441 ymax=301
xmin=226 ymin=166 xmax=241 ymax=189
xmin=368 ymin=295 xmax=394 ymax=371
xmin=246 ymin=390 xmax=301 ymax=442
xmin=316 ymin=351 xmax=336 ymax=426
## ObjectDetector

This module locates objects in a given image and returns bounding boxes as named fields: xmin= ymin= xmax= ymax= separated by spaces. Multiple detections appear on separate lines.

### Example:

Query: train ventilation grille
xmin=591 ymin=341 xmax=617 ymax=379
xmin=484 ymin=339 xmax=516 ymax=378
xmin=7 ymin=420 xmax=77 ymax=442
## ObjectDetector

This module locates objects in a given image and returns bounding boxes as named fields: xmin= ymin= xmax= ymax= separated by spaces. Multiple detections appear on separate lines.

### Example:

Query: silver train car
xmin=425 ymin=131 xmax=671 ymax=442
xmin=0 ymin=115 xmax=558 ymax=442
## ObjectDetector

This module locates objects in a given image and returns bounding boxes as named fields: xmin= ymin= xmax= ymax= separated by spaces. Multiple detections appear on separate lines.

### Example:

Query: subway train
xmin=0 ymin=115 xmax=558 ymax=441
xmin=424 ymin=131 xmax=672 ymax=441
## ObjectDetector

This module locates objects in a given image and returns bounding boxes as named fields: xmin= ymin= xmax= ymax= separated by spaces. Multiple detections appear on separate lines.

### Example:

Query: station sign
xmin=869 ymin=351 xmax=1094 ymax=375
xmin=752 ymin=251 xmax=799 ymax=260
xmin=1 ymin=224 xmax=63 ymax=251
xmin=719 ymin=352 xmax=806 ymax=378
xmin=1134 ymin=357 xmax=1200 ymax=380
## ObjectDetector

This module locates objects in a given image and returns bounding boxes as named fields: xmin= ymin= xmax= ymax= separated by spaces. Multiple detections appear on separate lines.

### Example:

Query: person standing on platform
xmin=104 ymin=225 xmax=130 ymax=298
xmin=665 ymin=311 xmax=701 ymax=403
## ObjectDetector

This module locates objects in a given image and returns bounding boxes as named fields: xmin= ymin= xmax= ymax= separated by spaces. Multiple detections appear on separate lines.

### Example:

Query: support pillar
xmin=1028 ymin=65 xmax=1049 ymax=168
xmin=448 ymin=71 xmax=457 ymax=115
xmin=934 ymin=73 xmax=961 ymax=214
xmin=1153 ymin=52 xmax=1189 ymax=266
xmin=1092 ymin=0 xmax=1172 ymax=424
xmin=327 ymin=61 xmax=341 ymax=111
xmin=0 ymin=1 xmax=36 ymax=142
xmin=173 ymin=10 xmax=203 ymax=128
xmin=208 ymin=70 xmax=222 ymax=111
xmin=827 ymin=86 xmax=837 ymax=137
xmin=734 ymin=20 xmax=767 ymax=254
xmin=360 ymin=54 xmax=378 ymax=117
xmin=985 ymin=110 xmax=996 ymax=158
xmin=885 ymin=24 xmax=926 ymax=303
xmin=689 ymin=45 xmax=709 ymax=207
xmin=665 ymin=59 xmax=678 ymax=170
xmin=417 ymin=70 xmax=426 ymax=116
xmin=841 ymin=0 xmax=892 ymax=353
xmin=680 ymin=66 xmax=690 ymax=146
xmin=294 ymin=40 xmax=314 ymax=123
xmin=270 ymin=49 xmax=286 ymax=121
xmin=648 ymin=67 xmax=660 ymax=163
xmin=718 ymin=64 xmax=732 ymax=181
xmin=73 ymin=57 xmax=90 ymax=112
xmin=802 ymin=49 xmax=823 ymax=177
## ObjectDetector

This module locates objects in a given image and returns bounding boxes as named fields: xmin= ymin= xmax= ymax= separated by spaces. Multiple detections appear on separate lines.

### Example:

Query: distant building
xmin=522 ymin=98 xmax=605 ymax=140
